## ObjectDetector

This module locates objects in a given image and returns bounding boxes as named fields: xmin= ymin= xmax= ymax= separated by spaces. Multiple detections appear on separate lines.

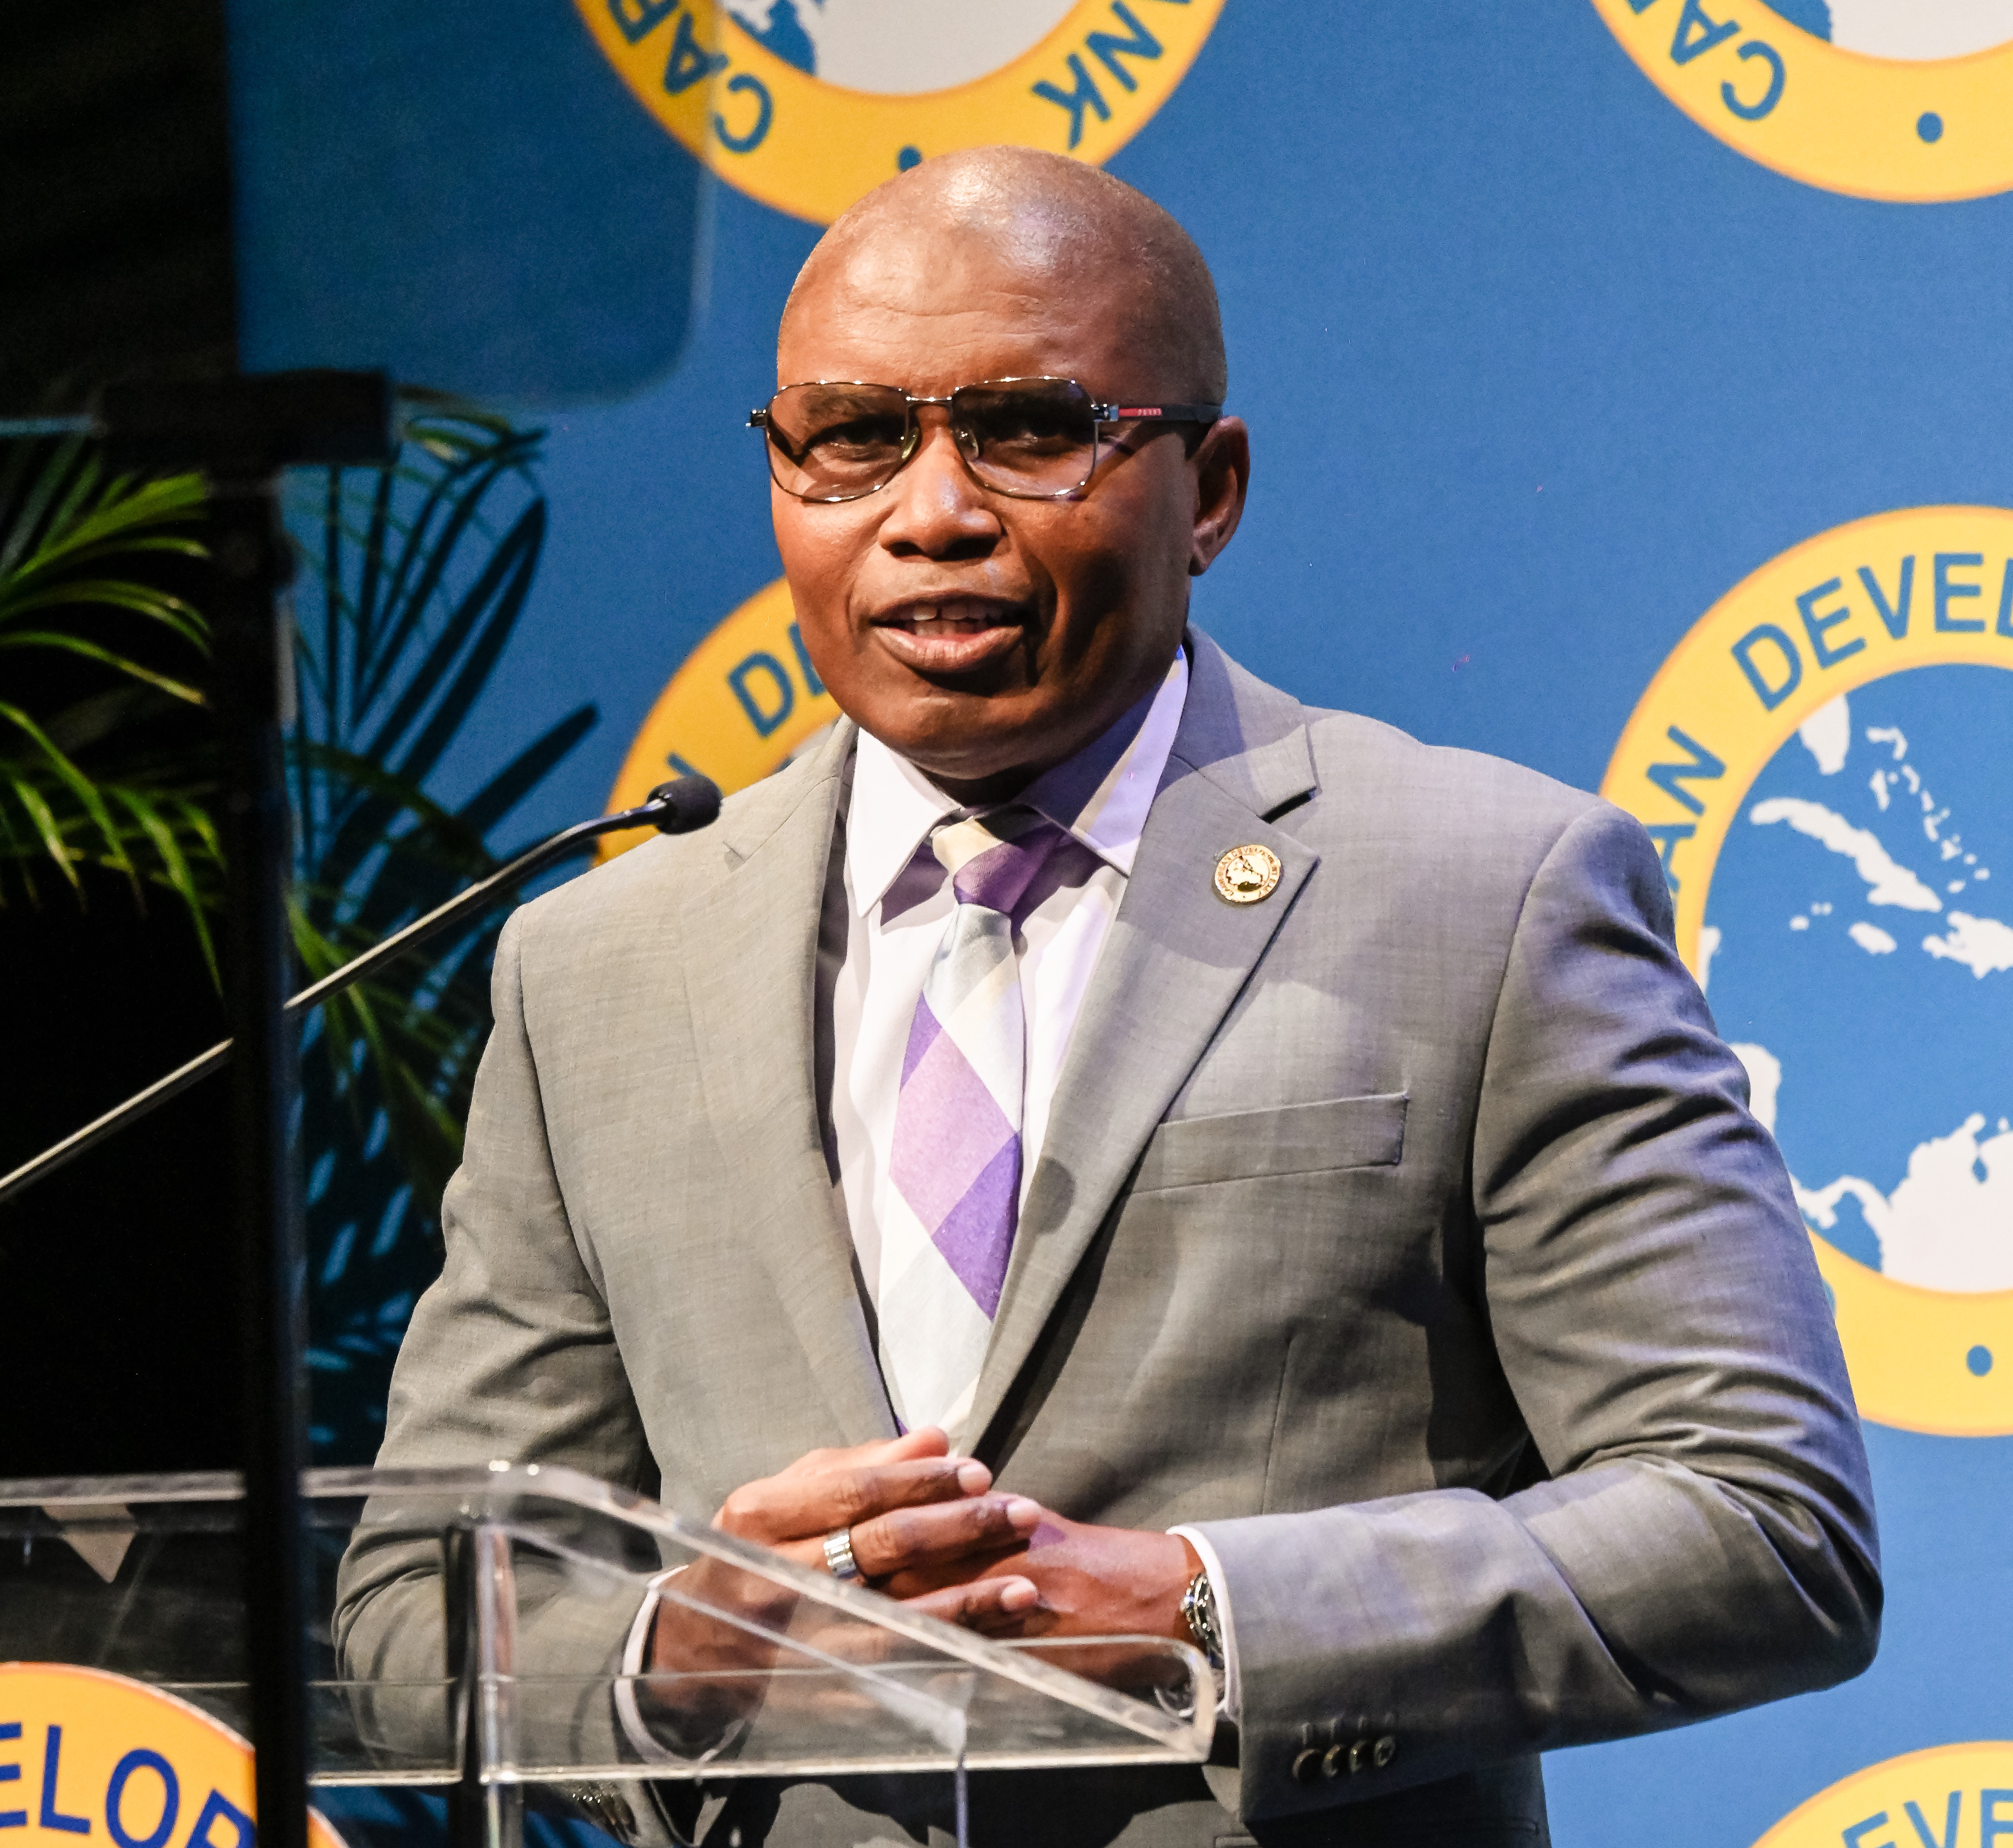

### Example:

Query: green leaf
xmin=0 ymin=700 xmax=137 ymax=887
xmin=0 ymin=438 xmax=220 ymax=930
xmin=0 ymin=769 xmax=79 ymax=890
xmin=0 ymin=475 xmax=207 ymax=606
xmin=0 ymin=629 xmax=207 ymax=703
xmin=0 ymin=440 xmax=88 ymax=579
xmin=0 ymin=578 xmax=209 ymax=648
xmin=109 ymin=785 xmax=220 ymax=977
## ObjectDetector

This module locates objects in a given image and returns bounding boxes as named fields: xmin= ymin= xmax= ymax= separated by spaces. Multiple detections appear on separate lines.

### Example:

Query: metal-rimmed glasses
xmin=748 ymin=376 xmax=1224 ymax=504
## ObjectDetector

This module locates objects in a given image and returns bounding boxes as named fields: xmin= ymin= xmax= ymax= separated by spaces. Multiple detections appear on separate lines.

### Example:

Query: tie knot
xmin=932 ymin=808 xmax=1068 ymax=916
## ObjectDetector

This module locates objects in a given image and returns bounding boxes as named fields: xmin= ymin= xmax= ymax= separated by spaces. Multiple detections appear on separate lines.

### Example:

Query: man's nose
xmin=877 ymin=410 xmax=1001 ymax=556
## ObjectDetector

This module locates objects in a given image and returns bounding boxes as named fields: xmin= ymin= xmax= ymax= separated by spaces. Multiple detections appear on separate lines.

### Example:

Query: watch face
xmin=1184 ymin=1571 xmax=1223 ymax=1664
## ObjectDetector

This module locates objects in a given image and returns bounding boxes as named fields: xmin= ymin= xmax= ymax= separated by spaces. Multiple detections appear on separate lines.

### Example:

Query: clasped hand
xmin=645 ymin=1427 xmax=1198 ymax=1696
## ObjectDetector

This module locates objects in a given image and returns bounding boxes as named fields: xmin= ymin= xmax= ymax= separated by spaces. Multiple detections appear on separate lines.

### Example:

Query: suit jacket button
xmin=1320 ymin=1745 xmax=1346 ymax=1778
xmin=1347 ymin=1739 xmax=1370 ymax=1775
xmin=1373 ymin=1735 xmax=1398 ymax=1769
xmin=1292 ymin=1748 xmax=1324 ymax=1784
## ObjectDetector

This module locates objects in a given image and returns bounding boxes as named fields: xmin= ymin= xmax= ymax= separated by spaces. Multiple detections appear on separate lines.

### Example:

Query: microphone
xmin=0 ymin=776 xmax=722 ymax=1208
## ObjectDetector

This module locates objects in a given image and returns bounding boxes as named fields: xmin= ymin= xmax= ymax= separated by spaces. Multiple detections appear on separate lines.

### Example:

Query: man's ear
xmin=1188 ymin=416 xmax=1249 ymax=576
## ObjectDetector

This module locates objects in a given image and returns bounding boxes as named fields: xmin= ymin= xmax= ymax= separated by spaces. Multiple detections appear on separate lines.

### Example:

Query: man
xmin=341 ymin=148 xmax=1880 ymax=1845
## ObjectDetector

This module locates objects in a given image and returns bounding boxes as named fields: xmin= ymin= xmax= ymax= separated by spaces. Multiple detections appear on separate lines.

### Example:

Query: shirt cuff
xmin=613 ymin=1565 xmax=688 ymax=1765
xmin=1167 ymin=1524 xmax=1240 ymax=1720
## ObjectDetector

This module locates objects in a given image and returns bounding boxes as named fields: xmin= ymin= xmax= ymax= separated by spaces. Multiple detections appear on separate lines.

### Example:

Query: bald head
xmin=766 ymin=145 xmax=1250 ymax=803
xmin=780 ymin=146 xmax=1227 ymax=403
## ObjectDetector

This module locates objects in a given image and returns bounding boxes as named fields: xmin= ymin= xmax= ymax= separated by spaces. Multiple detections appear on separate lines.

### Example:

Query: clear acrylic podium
xmin=0 ymin=1465 xmax=1212 ymax=1846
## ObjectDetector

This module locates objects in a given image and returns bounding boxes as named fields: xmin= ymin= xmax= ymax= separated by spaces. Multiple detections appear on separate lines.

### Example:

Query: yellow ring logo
xmin=572 ymin=0 xmax=1226 ymax=224
xmin=1748 ymin=1740 xmax=2013 ymax=1846
xmin=602 ymin=576 xmax=836 ymax=856
xmin=1604 ymin=505 xmax=2013 ymax=1435
xmin=0 ymin=1664 xmax=348 ymax=1848
xmin=1589 ymin=0 xmax=2013 ymax=201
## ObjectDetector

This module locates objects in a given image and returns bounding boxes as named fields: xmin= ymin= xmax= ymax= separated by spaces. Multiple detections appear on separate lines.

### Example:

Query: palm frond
xmin=0 ymin=629 xmax=207 ymax=703
xmin=0 ymin=701 xmax=138 ymax=891
xmin=0 ymin=470 xmax=207 ymax=619
xmin=284 ymin=396 xmax=593 ymax=1462
xmin=0 ymin=767 xmax=78 ymax=891
xmin=0 ymin=438 xmax=213 ymax=926
xmin=8 ymin=406 xmax=598 ymax=1462
xmin=108 ymin=783 xmax=222 ymax=976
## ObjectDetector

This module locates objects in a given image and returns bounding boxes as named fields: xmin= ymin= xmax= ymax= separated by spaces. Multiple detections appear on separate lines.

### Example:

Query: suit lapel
xmin=966 ymin=633 xmax=1321 ymax=1451
xmin=679 ymin=720 xmax=897 ymax=1448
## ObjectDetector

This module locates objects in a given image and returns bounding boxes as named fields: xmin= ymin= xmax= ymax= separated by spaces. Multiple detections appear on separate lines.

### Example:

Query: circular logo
xmin=1603 ymin=506 xmax=2013 ymax=1435
xmin=1213 ymin=844 xmax=1282 ymax=905
xmin=603 ymin=576 xmax=837 ymax=855
xmin=1748 ymin=1740 xmax=2013 ymax=1846
xmin=572 ymin=0 xmax=1227 ymax=222
xmin=1588 ymin=0 xmax=2013 ymax=201
xmin=0 ymin=1664 xmax=347 ymax=1848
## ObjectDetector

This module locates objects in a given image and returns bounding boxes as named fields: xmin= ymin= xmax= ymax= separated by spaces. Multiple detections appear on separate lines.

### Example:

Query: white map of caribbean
xmin=1724 ymin=692 xmax=2013 ymax=1292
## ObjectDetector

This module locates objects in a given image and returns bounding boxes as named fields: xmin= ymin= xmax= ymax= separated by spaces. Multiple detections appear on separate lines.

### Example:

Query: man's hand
xmin=646 ymin=1427 xmax=1042 ymax=1681
xmin=638 ymin=1437 xmax=1197 ymax=1753
xmin=884 ymin=1505 xmax=1202 ymax=1645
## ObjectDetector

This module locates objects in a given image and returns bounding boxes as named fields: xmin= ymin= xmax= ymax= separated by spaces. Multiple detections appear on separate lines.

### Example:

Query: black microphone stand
xmin=2 ymin=372 xmax=715 ymax=1848
xmin=0 ymin=773 xmax=721 ymax=1208
xmin=96 ymin=373 xmax=395 ymax=1848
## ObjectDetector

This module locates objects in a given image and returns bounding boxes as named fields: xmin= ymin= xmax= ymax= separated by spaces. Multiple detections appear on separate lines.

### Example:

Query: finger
xmin=906 ymin=1576 xmax=1044 ymax=1633
xmin=847 ymin=1493 xmax=1041 ymax=1579
xmin=767 ymin=1493 xmax=1037 ymax=1579
xmin=846 ymin=1426 xmax=951 ymax=1468
xmin=722 ymin=1453 xmax=993 ymax=1544
xmin=819 ymin=1454 xmax=993 ymax=1525
xmin=714 ymin=1429 xmax=964 ymax=1540
xmin=783 ymin=1427 xmax=949 ymax=1478
xmin=740 ymin=1457 xmax=991 ymax=1539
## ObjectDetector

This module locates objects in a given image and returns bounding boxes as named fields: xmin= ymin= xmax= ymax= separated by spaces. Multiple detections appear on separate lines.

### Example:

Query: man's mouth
xmin=869 ymin=600 xmax=1028 ymax=675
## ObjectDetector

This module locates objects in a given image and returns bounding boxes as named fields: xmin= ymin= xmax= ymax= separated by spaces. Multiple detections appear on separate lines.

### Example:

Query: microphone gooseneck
xmin=0 ymin=775 xmax=723 ymax=1209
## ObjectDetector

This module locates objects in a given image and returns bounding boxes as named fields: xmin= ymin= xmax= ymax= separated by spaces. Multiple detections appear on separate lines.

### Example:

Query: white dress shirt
xmin=832 ymin=648 xmax=1187 ymax=1366
xmin=621 ymin=645 xmax=1240 ymax=1747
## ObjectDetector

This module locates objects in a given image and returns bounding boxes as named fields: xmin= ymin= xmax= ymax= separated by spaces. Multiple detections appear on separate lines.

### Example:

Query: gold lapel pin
xmin=1214 ymin=843 xmax=1282 ymax=905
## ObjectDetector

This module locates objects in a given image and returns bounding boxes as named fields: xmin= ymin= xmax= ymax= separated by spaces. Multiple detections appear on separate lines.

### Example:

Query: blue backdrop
xmin=234 ymin=4 xmax=2013 ymax=1839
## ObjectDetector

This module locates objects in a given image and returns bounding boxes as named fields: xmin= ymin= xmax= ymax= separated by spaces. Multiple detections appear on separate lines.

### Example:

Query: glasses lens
xmin=953 ymin=380 xmax=1098 ymax=496
xmin=764 ymin=384 xmax=913 ymax=500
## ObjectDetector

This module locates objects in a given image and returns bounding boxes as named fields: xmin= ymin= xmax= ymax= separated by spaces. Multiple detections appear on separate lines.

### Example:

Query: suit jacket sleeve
xmin=333 ymin=907 xmax=656 ymax=1770
xmin=1192 ymin=801 xmax=1881 ymax=1824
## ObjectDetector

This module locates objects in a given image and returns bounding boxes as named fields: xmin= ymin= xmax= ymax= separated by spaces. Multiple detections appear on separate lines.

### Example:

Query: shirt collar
xmin=847 ymin=646 xmax=1190 ymax=917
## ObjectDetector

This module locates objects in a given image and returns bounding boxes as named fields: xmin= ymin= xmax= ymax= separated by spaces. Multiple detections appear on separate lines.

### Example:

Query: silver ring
xmin=823 ymin=1528 xmax=863 ymax=1581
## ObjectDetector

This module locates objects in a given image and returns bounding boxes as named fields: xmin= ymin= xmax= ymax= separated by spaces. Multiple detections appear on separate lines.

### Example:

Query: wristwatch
xmin=1179 ymin=1569 xmax=1224 ymax=1669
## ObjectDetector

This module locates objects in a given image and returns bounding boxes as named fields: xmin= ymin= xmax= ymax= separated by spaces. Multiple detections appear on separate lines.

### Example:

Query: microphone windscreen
xmin=646 ymin=775 xmax=723 ymax=834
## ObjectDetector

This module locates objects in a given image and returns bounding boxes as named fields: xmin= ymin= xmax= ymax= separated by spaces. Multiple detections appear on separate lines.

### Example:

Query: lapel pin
xmin=1214 ymin=843 xmax=1282 ymax=905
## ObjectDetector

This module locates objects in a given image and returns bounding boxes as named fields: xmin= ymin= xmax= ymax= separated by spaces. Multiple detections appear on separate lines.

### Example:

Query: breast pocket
xmin=1129 ymin=1092 xmax=1408 ymax=1193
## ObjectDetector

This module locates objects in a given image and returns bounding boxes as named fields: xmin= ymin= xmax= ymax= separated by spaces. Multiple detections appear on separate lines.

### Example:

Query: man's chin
xmin=868 ymin=709 xmax=1057 ymax=800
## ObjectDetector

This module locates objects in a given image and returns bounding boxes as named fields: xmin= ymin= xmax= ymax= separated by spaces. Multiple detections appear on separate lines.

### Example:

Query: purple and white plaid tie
xmin=879 ymin=806 xmax=1069 ymax=1440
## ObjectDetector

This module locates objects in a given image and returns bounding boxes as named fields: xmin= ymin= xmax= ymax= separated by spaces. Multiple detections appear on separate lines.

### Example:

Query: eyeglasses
xmin=748 ymin=377 xmax=1223 ymax=503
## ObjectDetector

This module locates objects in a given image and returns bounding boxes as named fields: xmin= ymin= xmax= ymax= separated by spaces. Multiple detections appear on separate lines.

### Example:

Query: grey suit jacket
xmin=341 ymin=630 xmax=1880 ymax=1846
